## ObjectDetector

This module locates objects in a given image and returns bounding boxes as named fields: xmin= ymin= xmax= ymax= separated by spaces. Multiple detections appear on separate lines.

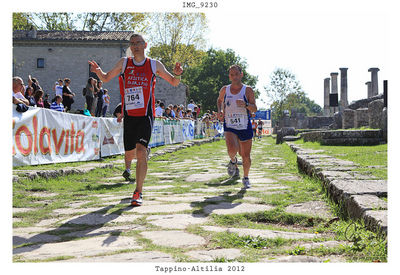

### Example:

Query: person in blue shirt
xmin=50 ymin=95 xmax=65 ymax=112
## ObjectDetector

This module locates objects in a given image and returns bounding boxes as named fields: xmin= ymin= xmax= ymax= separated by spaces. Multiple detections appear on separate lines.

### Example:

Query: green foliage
xmin=184 ymin=48 xmax=259 ymax=112
xmin=264 ymin=68 xmax=321 ymax=123
xmin=13 ymin=12 xmax=150 ymax=31
xmin=147 ymin=13 xmax=208 ymax=72
xmin=13 ymin=13 xmax=33 ymax=30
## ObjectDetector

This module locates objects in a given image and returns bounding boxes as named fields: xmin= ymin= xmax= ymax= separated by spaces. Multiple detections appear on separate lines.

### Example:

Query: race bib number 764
xmin=124 ymin=87 xmax=144 ymax=110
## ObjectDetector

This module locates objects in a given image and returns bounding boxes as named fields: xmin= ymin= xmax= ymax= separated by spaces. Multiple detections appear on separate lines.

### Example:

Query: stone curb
xmin=286 ymin=142 xmax=387 ymax=235
xmin=13 ymin=137 xmax=221 ymax=183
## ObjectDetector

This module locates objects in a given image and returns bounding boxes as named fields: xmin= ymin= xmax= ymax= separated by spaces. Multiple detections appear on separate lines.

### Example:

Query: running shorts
xmin=223 ymin=122 xmax=253 ymax=141
xmin=123 ymin=115 xmax=154 ymax=151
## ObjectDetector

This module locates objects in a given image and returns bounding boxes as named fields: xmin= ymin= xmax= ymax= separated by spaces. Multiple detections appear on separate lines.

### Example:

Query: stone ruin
xmin=275 ymin=67 xmax=388 ymax=145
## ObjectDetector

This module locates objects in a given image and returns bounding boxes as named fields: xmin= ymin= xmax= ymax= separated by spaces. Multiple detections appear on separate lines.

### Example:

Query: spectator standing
xmin=197 ymin=104 xmax=201 ymax=117
xmin=53 ymin=79 xmax=64 ymax=100
xmin=34 ymin=89 xmax=44 ymax=108
xmin=95 ymin=80 xmax=104 ymax=117
xmin=85 ymin=77 xmax=95 ymax=113
xmin=50 ymin=95 xmax=64 ymax=112
xmin=168 ymin=104 xmax=176 ymax=118
xmin=193 ymin=106 xmax=198 ymax=120
xmin=155 ymin=102 xmax=165 ymax=117
xmin=187 ymin=99 xmax=196 ymax=111
xmin=62 ymin=78 xmax=75 ymax=112
xmin=12 ymin=76 xmax=29 ymax=106
xmin=28 ymin=75 xmax=42 ymax=93
xmin=91 ymin=79 xmax=99 ymax=115
xmin=101 ymin=89 xmax=110 ymax=117
xmin=43 ymin=94 xmax=51 ymax=108
xmin=24 ymin=86 xmax=36 ymax=106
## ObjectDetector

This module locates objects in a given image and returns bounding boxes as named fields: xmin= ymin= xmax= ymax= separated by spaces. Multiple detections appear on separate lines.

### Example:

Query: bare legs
xmin=224 ymin=131 xmax=252 ymax=177
xmin=124 ymin=144 xmax=147 ymax=193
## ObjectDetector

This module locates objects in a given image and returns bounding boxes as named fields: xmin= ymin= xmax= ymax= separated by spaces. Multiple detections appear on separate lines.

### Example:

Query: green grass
xmin=12 ymin=137 xmax=387 ymax=262
xmin=293 ymin=139 xmax=387 ymax=179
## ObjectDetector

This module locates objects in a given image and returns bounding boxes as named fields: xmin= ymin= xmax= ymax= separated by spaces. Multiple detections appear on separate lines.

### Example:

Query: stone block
xmin=328 ymin=180 xmax=387 ymax=202
xmin=362 ymin=210 xmax=387 ymax=234
xmin=354 ymin=108 xmax=369 ymax=128
xmin=342 ymin=109 xmax=355 ymax=129
xmin=368 ymin=99 xmax=384 ymax=129
xmin=345 ymin=195 xmax=387 ymax=219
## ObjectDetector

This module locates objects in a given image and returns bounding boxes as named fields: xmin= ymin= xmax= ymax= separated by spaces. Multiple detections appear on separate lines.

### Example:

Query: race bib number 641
xmin=125 ymin=87 xmax=144 ymax=110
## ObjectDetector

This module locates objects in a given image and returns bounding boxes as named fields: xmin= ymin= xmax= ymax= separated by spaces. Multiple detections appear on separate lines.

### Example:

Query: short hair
xmin=229 ymin=64 xmax=242 ymax=73
xmin=13 ymin=76 xmax=23 ymax=84
xmin=129 ymin=33 xmax=145 ymax=41
xmin=55 ymin=95 xmax=62 ymax=100
xmin=159 ymin=102 xmax=165 ymax=108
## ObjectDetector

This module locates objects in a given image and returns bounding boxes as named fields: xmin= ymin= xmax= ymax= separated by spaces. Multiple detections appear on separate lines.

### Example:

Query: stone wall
xmin=347 ymin=94 xmax=383 ymax=110
xmin=301 ymin=130 xmax=384 ymax=146
xmin=13 ymin=44 xmax=187 ymax=114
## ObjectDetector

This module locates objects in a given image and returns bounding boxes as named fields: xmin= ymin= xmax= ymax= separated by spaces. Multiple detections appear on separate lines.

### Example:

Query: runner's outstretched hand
xmin=173 ymin=62 xmax=183 ymax=76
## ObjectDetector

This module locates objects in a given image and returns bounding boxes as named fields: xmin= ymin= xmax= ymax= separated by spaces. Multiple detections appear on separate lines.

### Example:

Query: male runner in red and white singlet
xmin=89 ymin=34 xmax=183 ymax=206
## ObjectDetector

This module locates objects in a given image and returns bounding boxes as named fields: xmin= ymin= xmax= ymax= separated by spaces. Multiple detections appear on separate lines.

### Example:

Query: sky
xmin=204 ymin=7 xmax=389 ymax=109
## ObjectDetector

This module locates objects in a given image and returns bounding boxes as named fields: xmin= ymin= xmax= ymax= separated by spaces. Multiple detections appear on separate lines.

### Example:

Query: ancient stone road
xmin=13 ymin=138 xmax=349 ymax=263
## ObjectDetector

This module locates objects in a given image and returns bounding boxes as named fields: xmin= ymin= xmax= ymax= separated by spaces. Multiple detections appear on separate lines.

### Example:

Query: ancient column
xmin=324 ymin=78 xmax=330 ymax=116
xmin=330 ymin=72 xmax=339 ymax=113
xmin=365 ymin=81 xmax=372 ymax=98
xmin=368 ymin=67 xmax=380 ymax=96
xmin=339 ymin=68 xmax=348 ymax=112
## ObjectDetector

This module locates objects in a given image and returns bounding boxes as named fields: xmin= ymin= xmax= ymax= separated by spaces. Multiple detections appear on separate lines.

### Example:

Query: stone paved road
xmin=13 ymin=138 xmax=351 ymax=263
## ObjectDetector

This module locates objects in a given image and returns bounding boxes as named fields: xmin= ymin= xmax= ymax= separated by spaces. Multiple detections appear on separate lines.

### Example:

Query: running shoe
xmin=122 ymin=170 xmax=135 ymax=182
xmin=147 ymin=147 xmax=151 ymax=161
xmin=242 ymin=177 xmax=251 ymax=189
xmin=233 ymin=167 xmax=240 ymax=178
xmin=227 ymin=157 xmax=237 ymax=177
xmin=131 ymin=191 xmax=143 ymax=206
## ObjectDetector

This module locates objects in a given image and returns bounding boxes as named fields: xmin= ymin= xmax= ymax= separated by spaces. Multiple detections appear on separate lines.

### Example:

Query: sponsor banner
xmin=163 ymin=119 xmax=183 ymax=144
xmin=99 ymin=118 xmax=124 ymax=157
xmin=13 ymin=108 xmax=101 ymax=167
xmin=181 ymin=119 xmax=195 ymax=141
xmin=149 ymin=119 xmax=165 ymax=148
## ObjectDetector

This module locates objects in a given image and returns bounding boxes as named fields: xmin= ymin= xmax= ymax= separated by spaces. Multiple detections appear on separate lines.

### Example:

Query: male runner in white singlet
xmin=217 ymin=65 xmax=257 ymax=189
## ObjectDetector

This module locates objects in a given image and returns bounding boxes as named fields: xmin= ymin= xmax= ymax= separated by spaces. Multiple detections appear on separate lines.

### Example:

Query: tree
xmin=184 ymin=48 xmax=259 ymax=112
xmin=264 ymin=68 xmax=321 ymax=124
xmin=13 ymin=13 xmax=33 ymax=30
xmin=13 ymin=13 xmax=149 ymax=32
xmin=147 ymin=13 xmax=207 ymax=72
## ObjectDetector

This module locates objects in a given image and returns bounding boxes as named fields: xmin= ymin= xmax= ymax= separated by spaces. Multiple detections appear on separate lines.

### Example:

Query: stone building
xmin=12 ymin=30 xmax=187 ymax=114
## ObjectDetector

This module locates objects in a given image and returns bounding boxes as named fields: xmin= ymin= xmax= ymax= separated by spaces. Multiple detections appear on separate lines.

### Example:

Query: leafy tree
xmin=13 ymin=12 xmax=149 ymax=32
xmin=13 ymin=13 xmax=33 ymax=30
xmin=265 ymin=68 xmax=321 ymax=123
xmin=147 ymin=13 xmax=207 ymax=72
xmin=184 ymin=48 xmax=259 ymax=112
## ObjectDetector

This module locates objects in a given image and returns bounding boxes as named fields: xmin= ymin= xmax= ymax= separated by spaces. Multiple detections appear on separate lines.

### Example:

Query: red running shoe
xmin=131 ymin=191 xmax=143 ymax=206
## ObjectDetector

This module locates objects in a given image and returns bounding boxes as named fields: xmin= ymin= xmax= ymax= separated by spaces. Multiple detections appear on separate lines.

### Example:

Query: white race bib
xmin=124 ymin=87 xmax=144 ymax=110
xmin=226 ymin=114 xmax=247 ymax=130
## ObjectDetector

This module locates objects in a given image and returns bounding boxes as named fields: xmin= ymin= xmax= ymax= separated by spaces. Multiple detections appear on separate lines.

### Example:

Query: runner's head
xmin=228 ymin=64 xmax=243 ymax=84
xmin=129 ymin=33 xmax=147 ymax=57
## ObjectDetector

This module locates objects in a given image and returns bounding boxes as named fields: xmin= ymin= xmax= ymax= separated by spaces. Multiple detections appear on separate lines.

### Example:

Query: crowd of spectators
xmin=12 ymin=76 xmax=220 ymax=124
xmin=12 ymin=75 xmax=111 ymax=117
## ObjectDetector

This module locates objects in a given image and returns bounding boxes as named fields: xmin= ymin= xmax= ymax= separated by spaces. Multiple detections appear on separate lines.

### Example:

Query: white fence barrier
xmin=12 ymin=108 xmax=223 ymax=167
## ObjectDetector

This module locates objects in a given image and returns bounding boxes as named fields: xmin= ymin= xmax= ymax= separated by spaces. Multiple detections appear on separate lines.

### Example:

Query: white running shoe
xmin=147 ymin=147 xmax=151 ymax=161
xmin=242 ymin=177 xmax=251 ymax=189
xmin=227 ymin=157 xmax=237 ymax=177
